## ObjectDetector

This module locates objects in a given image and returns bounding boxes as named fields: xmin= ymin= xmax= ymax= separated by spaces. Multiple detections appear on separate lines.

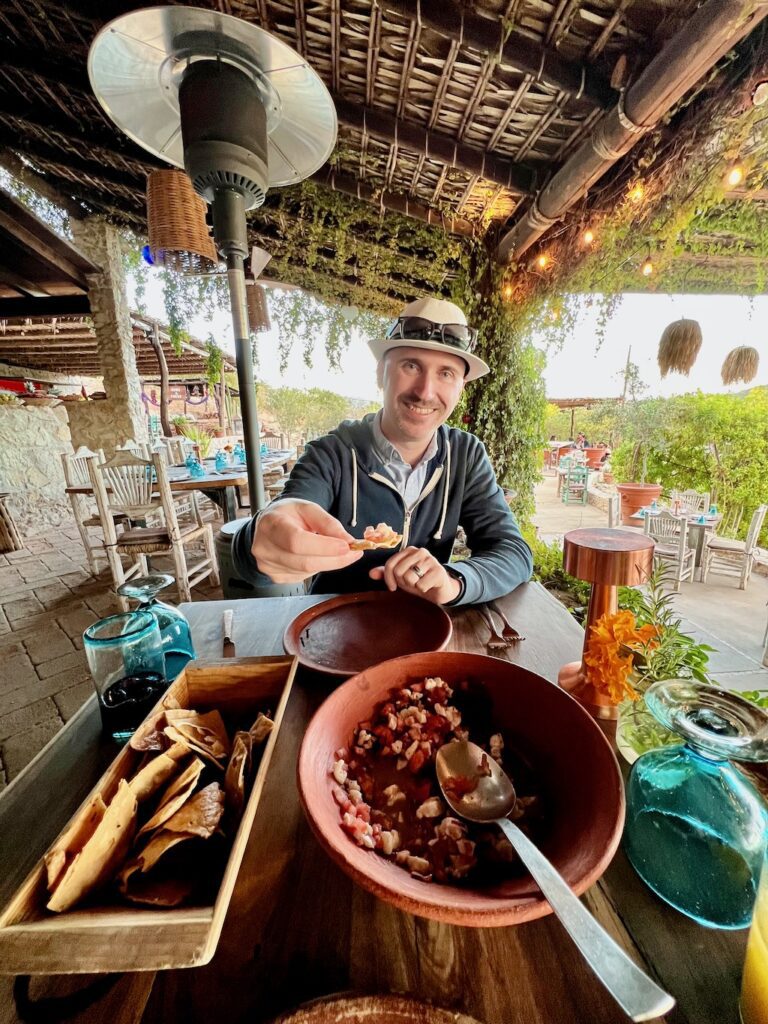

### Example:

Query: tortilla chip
xmin=224 ymin=734 xmax=251 ymax=818
xmin=44 ymin=793 xmax=107 ymax=891
xmin=164 ymin=709 xmax=230 ymax=766
xmin=130 ymin=711 xmax=167 ymax=752
xmin=137 ymin=758 xmax=204 ymax=836
xmin=349 ymin=522 xmax=402 ymax=550
xmin=120 ymin=874 xmax=195 ymax=908
xmin=163 ymin=782 xmax=224 ymax=838
xmin=47 ymin=781 xmax=137 ymax=913
xmin=128 ymin=743 xmax=188 ymax=801
xmin=249 ymin=712 xmax=274 ymax=746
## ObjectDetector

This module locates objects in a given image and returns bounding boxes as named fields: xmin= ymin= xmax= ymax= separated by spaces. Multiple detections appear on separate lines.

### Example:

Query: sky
xmin=129 ymin=272 xmax=767 ymax=402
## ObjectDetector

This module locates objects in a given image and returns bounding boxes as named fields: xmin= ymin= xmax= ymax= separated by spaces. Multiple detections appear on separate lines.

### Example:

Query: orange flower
xmin=583 ymin=610 xmax=658 ymax=704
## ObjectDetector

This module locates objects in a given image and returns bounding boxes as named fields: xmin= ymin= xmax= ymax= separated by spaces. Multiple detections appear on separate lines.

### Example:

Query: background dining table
xmin=0 ymin=583 xmax=751 ymax=1024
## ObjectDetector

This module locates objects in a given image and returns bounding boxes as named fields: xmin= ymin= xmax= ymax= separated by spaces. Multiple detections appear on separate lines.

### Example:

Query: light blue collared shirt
xmin=371 ymin=411 xmax=438 ymax=509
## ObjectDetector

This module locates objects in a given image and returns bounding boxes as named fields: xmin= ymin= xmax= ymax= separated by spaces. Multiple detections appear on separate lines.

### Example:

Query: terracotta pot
xmin=615 ymin=482 xmax=663 ymax=526
xmin=298 ymin=651 xmax=625 ymax=928
xmin=583 ymin=446 xmax=605 ymax=469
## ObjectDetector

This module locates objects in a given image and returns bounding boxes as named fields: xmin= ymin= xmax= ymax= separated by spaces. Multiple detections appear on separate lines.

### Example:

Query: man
xmin=233 ymin=297 xmax=532 ymax=606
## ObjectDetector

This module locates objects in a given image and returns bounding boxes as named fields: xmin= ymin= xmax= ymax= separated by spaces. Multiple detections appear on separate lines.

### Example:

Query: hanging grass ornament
xmin=721 ymin=346 xmax=759 ymax=385
xmin=657 ymin=319 xmax=703 ymax=377
xmin=247 ymin=283 xmax=271 ymax=333
xmin=146 ymin=169 xmax=218 ymax=274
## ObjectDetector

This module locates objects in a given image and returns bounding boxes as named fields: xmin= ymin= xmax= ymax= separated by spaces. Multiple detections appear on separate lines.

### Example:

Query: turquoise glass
xmin=117 ymin=574 xmax=195 ymax=680
xmin=625 ymin=681 xmax=768 ymax=929
xmin=215 ymin=450 xmax=229 ymax=471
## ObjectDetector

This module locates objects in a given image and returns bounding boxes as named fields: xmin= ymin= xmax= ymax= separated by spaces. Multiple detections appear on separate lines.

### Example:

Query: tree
xmin=260 ymin=386 xmax=307 ymax=443
xmin=303 ymin=388 xmax=349 ymax=439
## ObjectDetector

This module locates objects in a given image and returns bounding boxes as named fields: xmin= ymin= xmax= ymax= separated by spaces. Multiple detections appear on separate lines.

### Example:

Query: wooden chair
xmin=701 ymin=504 xmax=767 ymax=589
xmin=89 ymin=450 xmax=220 ymax=609
xmin=671 ymin=489 xmax=709 ymax=513
xmin=61 ymin=447 xmax=117 ymax=574
xmin=607 ymin=493 xmax=620 ymax=528
xmin=644 ymin=510 xmax=694 ymax=591
xmin=159 ymin=436 xmax=193 ymax=466
xmin=561 ymin=464 xmax=588 ymax=505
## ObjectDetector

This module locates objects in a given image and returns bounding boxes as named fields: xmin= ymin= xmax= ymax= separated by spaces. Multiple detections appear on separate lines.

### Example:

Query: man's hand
xmin=251 ymin=499 xmax=363 ymax=583
xmin=368 ymin=546 xmax=461 ymax=605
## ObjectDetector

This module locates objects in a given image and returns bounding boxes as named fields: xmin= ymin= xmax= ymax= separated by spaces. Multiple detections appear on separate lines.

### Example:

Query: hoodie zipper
xmin=369 ymin=466 xmax=444 ymax=548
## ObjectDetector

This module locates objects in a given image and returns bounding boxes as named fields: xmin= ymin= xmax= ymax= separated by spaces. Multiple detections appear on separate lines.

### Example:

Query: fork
xmin=477 ymin=605 xmax=508 ymax=650
xmin=490 ymin=601 xmax=526 ymax=643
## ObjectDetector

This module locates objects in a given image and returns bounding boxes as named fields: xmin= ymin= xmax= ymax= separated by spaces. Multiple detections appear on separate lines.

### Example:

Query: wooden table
xmin=0 ymin=584 xmax=749 ymax=1024
xmin=65 ymin=467 xmax=249 ymax=523
xmin=631 ymin=508 xmax=721 ymax=575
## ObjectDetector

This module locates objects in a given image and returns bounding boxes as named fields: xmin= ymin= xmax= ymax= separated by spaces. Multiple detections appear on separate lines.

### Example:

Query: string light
xmin=726 ymin=164 xmax=744 ymax=188
xmin=627 ymin=181 xmax=645 ymax=203
xmin=752 ymin=81 xmax=768 ymax=107
xmin=581 ymin=228 xmax=595 ymax=246
xmin=536 ymin=253 xmax=550 ymax=270
xmin=503 ymin=283 xmax=513 ymax=300
xmin=641 ymin=255 xmax=653 ymax=277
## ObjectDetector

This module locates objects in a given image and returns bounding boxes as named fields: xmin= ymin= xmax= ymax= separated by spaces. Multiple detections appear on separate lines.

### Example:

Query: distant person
xmin=233 ymin=297 xmax=533 ymax=606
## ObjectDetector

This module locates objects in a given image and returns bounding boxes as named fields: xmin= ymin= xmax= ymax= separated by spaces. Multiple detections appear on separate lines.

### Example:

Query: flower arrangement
xmin=583 ymin=610 xmax=658 ymax=704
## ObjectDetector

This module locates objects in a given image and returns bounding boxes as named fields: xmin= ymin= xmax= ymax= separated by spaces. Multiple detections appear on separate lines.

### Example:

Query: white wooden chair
xmin=644 ymin=509 xmax=694 ymax=591
xmin=607 ymin=493 xmax=620 ymax=528
xmin=61 ymin=447 xmax=118 ymax=575
xmin=671 ymin=489 xmax=709 ymax=513
xmin=701 ymin=504 xmax=767 ymax=589
xmin=159 ymin=436 xmax=193 ymax=466
xmin=89 ymin=450 xmax=220 ymax=610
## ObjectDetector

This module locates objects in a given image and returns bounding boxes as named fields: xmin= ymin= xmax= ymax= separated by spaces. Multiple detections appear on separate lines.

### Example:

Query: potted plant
xmin=613 ymin=397 xmax=667 ymax=524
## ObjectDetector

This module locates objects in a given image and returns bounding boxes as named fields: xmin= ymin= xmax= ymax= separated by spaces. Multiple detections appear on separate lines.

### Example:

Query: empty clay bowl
xmin=272 ymin=994 xmax=482 ymax=1024
xmin=298 ymin=651 xmax=625 ymax=927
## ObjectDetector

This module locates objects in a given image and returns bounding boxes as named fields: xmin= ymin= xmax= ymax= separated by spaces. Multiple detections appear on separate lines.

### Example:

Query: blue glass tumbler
xmin=624 ymin=680 xmax=768 ymax=929
xmin=117 ymin=574 xmax=196 ymax=681
xmin=84 ymin=611 xmax=167 ymax=743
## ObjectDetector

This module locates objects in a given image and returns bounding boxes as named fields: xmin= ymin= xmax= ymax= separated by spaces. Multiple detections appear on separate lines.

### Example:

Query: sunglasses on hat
xmin=386 ymin=316 xmax=478 ymax=353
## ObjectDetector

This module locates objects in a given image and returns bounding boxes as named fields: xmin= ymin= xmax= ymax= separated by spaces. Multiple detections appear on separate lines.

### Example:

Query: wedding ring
xmin=411 ymin=565 xmax=424 ymax=579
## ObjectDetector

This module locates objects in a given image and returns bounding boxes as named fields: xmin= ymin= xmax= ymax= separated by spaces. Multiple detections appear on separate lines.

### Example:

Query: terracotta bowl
xmin=272 ymin=994 xmax=483 ymax=1024
xmin=298 ymin=651 xmax=625 ymax=927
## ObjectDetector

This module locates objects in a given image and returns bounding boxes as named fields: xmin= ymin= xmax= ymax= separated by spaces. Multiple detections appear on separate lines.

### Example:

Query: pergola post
xmin=68 ymin=217 xmax=147 ymax=448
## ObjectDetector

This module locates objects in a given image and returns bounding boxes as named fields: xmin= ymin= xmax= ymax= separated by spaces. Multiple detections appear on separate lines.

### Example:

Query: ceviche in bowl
xmin=298 ymin=651 xmax=624 ymax=927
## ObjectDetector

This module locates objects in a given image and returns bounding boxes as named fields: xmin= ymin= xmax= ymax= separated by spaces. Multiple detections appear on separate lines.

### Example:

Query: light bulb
xmin=537 ymin=253 xmax=549 ymax=270
xmin=582 ymin=228 xmax=595 ymax=246
xmin=628 ymin=182 xmax=645 ymax=203
xmin=726 ymin=164 xmax=744 ymax=187
xmin=641 ymin=257 xmax=653 ymax=277
xmin=503 ymin=284 xmax=513 ymax=300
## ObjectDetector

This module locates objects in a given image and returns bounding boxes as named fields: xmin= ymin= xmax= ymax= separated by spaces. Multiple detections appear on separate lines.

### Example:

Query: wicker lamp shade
xmin=247 ymin=283 xmax=271 ymax=333
xmin=657 ymin=318 xmax=703 ymax=377
xmin=146 ymin=169 xmax=219 ymax=274
xmin=721 ymin=345 xmax=760 ymax=385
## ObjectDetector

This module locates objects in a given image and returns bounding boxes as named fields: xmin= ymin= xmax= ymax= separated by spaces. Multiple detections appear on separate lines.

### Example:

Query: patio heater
xmin=88 ymin=6 xmax=337 ymax=509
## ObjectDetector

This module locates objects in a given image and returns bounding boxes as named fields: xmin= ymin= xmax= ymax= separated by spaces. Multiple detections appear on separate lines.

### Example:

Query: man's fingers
xmin=278 ymin=520 xmax=352 ymax=557
xmin=296 ymin=503 xmax=355 ymax=543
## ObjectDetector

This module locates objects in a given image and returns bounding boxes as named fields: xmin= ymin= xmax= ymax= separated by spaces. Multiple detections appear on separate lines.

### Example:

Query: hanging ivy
xmin=204 ymin=335 xmax=225 ymax=391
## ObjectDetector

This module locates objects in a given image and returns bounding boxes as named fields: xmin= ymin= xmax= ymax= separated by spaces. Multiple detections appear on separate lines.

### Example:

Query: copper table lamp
xmin=558 ymin=528 xmax=654 ymax=720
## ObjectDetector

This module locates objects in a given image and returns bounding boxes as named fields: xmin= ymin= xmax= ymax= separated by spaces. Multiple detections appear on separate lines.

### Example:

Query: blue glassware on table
xmin=233 ymin=442 xmax=246 ymax=465
xmin=117 ymin=574 xmax=196 ymax=682
xmin=83 ymin=611 xmax=168 ymax=743
xmin=624 ymin=680 xmax=768 ymax=929
xmin=215 ymin=450 xmax=229 ymax=472
xmin=709 ymin=504 xmax=718 ymax=517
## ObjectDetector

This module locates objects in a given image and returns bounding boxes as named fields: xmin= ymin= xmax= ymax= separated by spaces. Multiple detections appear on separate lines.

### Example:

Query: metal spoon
xmin=435 ymin=740 xmax=675 ymax=1023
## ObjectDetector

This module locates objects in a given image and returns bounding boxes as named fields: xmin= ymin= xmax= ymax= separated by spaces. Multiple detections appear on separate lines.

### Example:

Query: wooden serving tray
xmin=0 ymin=656 xmax=297 ymax=975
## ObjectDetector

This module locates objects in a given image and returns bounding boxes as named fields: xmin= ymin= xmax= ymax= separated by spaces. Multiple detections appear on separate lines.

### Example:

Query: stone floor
xmin=0 ymin=520 xmax=222 ymax=791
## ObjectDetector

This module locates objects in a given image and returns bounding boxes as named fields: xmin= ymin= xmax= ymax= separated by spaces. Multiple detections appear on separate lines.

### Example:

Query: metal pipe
xmin=496 ymin=0 xmax=768 ymax=262
xmin=212 ymin=186 xmax=267 ymax=511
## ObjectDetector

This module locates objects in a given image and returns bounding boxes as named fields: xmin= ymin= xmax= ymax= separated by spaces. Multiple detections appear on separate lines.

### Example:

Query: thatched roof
xmin=2 ymin=1 xmax=767 ymax=308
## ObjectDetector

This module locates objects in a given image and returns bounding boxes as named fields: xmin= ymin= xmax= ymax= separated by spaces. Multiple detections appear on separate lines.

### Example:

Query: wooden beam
xmin=0 ymin=130 xmax=148 ymax=194
xmin=311 ymin=168 xmax=475 ymax=236
xmin=334 ymin=97 xmax=534 ymax=195
xmin=0 ymin=295 xmax=90 ymax=318
xmin=496 ymin=0 xmax=768 ymax=261
xmin=378 ymin=0 xmax=613 ymax=108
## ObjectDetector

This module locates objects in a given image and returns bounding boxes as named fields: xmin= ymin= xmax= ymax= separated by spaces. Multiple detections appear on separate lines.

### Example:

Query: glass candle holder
xmin=83 ymin=611 xmax=167 ymax=743
xmin=625 ymin=680 xmax=768 ymax=929
xmin=117 ymin=574 xmax=195 ymax=680
xmin=741 ymin=844 xmax=768 ymax=1024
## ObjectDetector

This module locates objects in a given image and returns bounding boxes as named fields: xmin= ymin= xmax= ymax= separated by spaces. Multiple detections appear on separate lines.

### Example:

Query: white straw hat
xmin=368 ymin=297 xmax=490 ymax=381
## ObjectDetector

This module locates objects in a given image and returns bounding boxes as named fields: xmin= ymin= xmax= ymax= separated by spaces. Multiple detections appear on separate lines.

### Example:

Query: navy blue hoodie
xmin=232 ymin=414 xmax=532 ymax=605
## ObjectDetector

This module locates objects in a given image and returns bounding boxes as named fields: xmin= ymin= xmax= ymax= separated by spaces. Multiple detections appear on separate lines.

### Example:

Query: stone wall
xmin=0 ymin=407 xmax=74 ymax=538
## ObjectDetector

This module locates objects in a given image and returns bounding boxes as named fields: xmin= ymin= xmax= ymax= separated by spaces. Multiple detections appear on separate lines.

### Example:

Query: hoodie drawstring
xmin=433 ymin=439 xmax=450 ymax=540
xmin=350 ymin=447 xmax=358 ymax=527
